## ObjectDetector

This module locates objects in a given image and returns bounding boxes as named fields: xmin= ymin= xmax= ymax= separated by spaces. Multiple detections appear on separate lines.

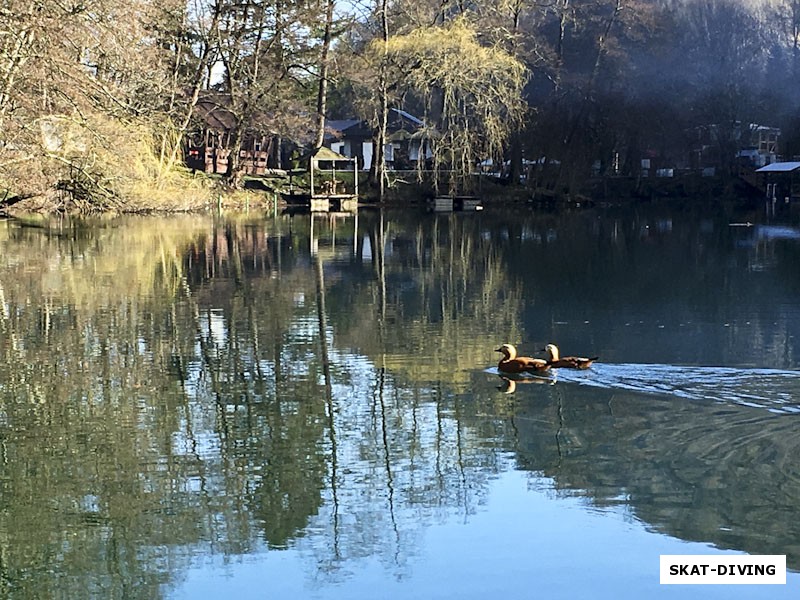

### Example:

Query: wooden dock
xmin=284 ymin=193 xmax=359 ymax=213
xmin=430 ymin=196 xmax=483 ymax=212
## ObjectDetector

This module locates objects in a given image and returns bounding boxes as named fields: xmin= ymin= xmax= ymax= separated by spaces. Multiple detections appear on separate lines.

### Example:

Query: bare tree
xmin=314 ymin=0 xmax=336 ymax=148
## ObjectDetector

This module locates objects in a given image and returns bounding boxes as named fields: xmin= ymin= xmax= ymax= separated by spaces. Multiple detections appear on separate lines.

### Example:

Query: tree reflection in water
xmin=0 ymin=207 xmax=799 ymax=598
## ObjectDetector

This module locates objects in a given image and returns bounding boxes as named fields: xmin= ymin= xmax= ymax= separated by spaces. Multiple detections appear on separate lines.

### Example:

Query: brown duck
xmin=496 ymin=343 xmax=551 ymax=374
xmin=542 ymin=343 xmax=598 ymax=369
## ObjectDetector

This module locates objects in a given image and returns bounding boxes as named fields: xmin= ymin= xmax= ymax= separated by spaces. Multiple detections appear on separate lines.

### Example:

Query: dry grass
xmin=1 ymin=113 xmax=277 ymax=215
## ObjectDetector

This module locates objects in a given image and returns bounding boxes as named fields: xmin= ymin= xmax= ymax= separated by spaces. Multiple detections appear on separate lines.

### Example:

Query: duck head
xmin=543 ymin=344 xmax=560 ymax=361
xmin=495 ymin=343 xmax=517 ymax=360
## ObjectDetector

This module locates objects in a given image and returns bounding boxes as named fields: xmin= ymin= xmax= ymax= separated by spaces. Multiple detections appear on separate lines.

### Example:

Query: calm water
xmin=1 ymin=201 xmax=800 ymax=598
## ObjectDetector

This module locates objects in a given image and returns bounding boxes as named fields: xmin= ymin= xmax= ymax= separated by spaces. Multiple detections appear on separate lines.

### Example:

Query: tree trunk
xmin=375 ymin=0 xmax=390 ymax=200
xmin=162 ymin=2 xmax=223 ymax=179
xmin=225 ymin=123 xmax=245 ymax=188
xmin=314 ymin=0 xmax=335 ymax=148
xmin=793 ymin=1 xmax=800 ymax=80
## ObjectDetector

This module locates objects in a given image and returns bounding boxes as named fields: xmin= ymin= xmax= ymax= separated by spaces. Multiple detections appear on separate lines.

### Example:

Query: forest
xmin=0 ymin=0 xmax=798 ymax=210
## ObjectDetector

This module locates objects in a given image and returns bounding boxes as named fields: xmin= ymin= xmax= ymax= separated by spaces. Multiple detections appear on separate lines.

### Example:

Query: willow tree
xmin=379 ymin=17 xmax=527 ymax=195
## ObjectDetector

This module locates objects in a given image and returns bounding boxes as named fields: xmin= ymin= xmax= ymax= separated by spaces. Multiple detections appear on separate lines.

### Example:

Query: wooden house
xmin=184 ymin=95 xmax=277 ymax=176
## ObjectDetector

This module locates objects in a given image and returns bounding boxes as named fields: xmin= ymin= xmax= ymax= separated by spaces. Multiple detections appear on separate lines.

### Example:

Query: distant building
xmin=689 ymin=122 xmax=781 ymax=170
xmin=324 ymin=109 xmax=433 ymax=170
xmin=736 ymin=124 xmax=780 ymax=167
xmin=756 ymin=161 xmax=800 ymax=200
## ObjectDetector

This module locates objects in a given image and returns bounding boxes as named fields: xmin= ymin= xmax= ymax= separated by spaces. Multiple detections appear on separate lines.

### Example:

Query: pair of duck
xmin=496 ymin=343 xmax=597 ymax=374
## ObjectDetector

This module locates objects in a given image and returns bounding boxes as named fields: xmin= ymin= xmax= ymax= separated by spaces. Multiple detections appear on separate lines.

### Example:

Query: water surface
xmin=1 ymin=203 xmax=799 ymax=598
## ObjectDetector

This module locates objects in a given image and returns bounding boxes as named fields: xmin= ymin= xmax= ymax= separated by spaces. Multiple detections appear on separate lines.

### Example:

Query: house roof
xmin=193 ymin=93 xmax=277 ymax=134
xmin=324 ymin=109 xmax=428 ymax=142
xmin=756 ymin=162 xmax=800 ymax=173
xmin=391 ymin=108 xmax=423 ymax=126
xmin=325 ymin=119 xmax=361 ymax=134
xmin=311 ymin=146 xmax=350 ymax=161
xmin=749 ymin=123 xmax=781 ymax=133
xmin=195 ymin=98 xmax=237 ymax=131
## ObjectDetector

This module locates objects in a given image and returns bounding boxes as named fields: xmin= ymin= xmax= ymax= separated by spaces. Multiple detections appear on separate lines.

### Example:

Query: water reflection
xmin=0 ymin=205 xmax=799 ymax=598
xmin=504 ymin=377 xmax=800 ymax=566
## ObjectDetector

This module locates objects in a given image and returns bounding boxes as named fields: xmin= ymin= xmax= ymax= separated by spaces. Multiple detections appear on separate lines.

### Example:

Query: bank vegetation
xmin=1 ymin=0 xmax=799 ymax=212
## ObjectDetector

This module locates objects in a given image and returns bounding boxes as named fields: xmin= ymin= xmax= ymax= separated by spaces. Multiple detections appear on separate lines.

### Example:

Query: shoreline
xmin=0 ymin=171 xmax=769 ymax=217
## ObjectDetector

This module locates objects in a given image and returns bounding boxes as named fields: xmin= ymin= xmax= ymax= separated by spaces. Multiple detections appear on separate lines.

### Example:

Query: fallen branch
xmin=0 ymin=190 xmax=34 ymax=207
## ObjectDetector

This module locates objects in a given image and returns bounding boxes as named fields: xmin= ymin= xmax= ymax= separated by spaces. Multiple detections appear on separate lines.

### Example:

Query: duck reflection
xmin=497 ymin=374 xmax=555 ymax=393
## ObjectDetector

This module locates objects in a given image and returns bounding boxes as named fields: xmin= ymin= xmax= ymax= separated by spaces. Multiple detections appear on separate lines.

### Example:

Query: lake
xmin=1 ymin=200 xmax=799 ymax=598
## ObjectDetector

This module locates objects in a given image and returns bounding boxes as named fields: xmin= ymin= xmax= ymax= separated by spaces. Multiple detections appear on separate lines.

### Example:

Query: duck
xmin=496 ymin=343 xmax=551 ymax=374
xmin=542 ymin=343 xmax=598 ymax=369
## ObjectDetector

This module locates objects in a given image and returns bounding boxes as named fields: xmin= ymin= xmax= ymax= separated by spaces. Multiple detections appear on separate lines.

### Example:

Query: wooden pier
xmin=284 ymin=147 xmax=359 ymax=212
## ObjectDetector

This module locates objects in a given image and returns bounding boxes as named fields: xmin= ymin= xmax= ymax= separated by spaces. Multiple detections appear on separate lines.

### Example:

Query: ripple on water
xmin=552 ymin=363 xmax=800 ymax=414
